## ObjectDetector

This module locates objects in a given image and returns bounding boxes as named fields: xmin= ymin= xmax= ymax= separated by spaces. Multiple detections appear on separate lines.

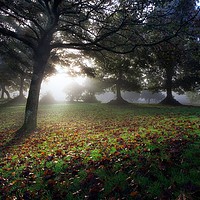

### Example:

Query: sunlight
xmin=41 ymin=74 xmax=70 ymax=101
xmin=41 ymin=72 xmax=86 ymax=102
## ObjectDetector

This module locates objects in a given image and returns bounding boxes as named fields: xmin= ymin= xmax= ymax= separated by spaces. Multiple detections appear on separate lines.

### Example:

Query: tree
xmin=64 ymin=80 xmax=84 ymax=102
xmin=0 ymin=60 xmax=14 ymax=100
xmin=140 ymin=90 xmax=165 ymax=104
xmin=0 ymin=82 xmax=10 ymax=99
xmin=143 ymin=0 xmax=200 ymax=105
xmin=63 ymin=78 xmax=102 ymax=103
xmin=144 ymin=39 xmax=200 ymax=105
xmin=94 ymin=52 xmax=142 ymax=104
xmin=122 ymin=91 xmax=141 ymax=103
xmin=175 ymin=36 xmax=200 ymax=93
xmin=40 ymin=92 xmax=57 ymax=104
xmin=149 ymin=42 xmax=185 ymax=105
xmin=186 ymin=90 xmax=200 ymax=105
xmin=0 ymin=0 xmax=197 ymax=133
xmin=81 ymin=78 xmax=104 ymax=103
xmin=0 ymin=39 xmax=32 ymax=99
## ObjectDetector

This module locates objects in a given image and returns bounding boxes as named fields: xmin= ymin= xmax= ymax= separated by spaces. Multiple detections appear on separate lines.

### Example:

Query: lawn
xmin=0 ymin=103 xmax=200 ymax=199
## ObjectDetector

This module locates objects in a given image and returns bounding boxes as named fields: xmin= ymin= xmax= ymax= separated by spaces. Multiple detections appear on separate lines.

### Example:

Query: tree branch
xmin=0 ymin=28 xmax=36 ymax=51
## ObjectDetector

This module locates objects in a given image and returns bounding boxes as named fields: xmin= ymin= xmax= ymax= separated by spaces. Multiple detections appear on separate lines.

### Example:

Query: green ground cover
xmin=0 ymin=103 xmax=200 ymax=199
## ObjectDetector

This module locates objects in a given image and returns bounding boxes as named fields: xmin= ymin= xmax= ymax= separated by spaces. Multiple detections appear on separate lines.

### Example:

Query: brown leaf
xmin=130 ymin=191 xmax=138 ymax=197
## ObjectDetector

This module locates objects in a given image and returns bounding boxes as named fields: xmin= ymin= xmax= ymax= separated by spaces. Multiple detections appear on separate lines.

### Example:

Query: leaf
xmin=130 ymin=191 xmax=139 ymax=197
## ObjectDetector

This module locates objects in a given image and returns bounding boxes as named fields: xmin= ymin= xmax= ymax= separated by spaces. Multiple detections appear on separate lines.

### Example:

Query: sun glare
xmin=41 ymin=72 xmax=86 ymax=102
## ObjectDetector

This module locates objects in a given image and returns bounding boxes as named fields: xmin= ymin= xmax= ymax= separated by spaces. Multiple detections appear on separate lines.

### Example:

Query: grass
xmin=0 ymin=103 xmax=200 ymax=199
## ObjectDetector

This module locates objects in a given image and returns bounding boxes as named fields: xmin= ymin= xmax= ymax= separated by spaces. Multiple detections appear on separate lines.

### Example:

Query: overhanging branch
xmin=0 ymin=28 xmax=36 ymax=51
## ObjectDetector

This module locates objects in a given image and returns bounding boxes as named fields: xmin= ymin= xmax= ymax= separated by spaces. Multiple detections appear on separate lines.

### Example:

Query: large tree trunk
xmin=108 ymin=70 xmax=128 ymax=105
xmin=160 ymin=67 xmax=181 ymax=105
xmin=115 ymin=71 xmax=128 ymax=104
xmin=18 ymin=71 xmax=44 ymax=132
xmin=17 ymin=46 xmax=51 ymax=134
xmin=116 ymin=81 xmax=124 ymax=102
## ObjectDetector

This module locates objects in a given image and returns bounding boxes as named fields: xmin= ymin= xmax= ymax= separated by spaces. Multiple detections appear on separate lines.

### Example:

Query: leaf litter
xmin=0 ymin=104 xmax=200 ymax=199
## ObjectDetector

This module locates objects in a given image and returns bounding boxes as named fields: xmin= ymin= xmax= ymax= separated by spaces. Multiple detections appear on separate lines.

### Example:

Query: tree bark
xmin=18 ymin=72 xmax=43 ymax=132
xmin=160 ymin=66 xmax=181 ymax=105
xmin=19 ymin=74 xmax=25 ymax=97
xmin=108 ymin=70 xmax=129 ymax=105
xmin=166 ymin=67 xmax=173 ymax=100
xmin=17 ymin=46 xmax=51 ymax=133
xmin=116 ymin=69 xmax=124 ymax=102
xmin=116 ymin=81 xmax=123 ymax=101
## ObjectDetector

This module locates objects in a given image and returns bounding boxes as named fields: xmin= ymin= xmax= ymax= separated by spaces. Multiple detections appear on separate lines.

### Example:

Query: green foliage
xmin=0 ymin=104 xmax=200 ymax=199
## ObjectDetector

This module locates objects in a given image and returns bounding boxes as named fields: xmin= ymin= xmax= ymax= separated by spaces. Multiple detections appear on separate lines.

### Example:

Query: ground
xmin=0 ymin=103 xmax=200 ymax=199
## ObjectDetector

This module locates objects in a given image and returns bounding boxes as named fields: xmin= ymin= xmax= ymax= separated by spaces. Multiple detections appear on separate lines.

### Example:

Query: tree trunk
xmin=19 ymin=74 xmax=25 ymax=97
xmin=116 ymin=69 xmax=124 ymax=102
xmin=160 ymin=67 xmax=181 ymax=105
xmin=17 ymin=47 xmax=51 ymax=133
xmin=0 ymin=90 xmax=3 ymax=99
xmin=108 ymin=71 xmax=129 ymax=105
xmin=0 ymin=83 xmax=10 ymax=99
xmin=116 ymin=81 xmax=123 ymax=102
xmin=19 ymin=73 xmax=43 ymax=132
xmin=166 ymin=68 xmax=173 ymax=100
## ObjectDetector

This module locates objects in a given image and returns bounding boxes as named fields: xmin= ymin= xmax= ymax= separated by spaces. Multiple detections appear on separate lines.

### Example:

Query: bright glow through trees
xmin=41 ymin=72 xmax=86 ymax=102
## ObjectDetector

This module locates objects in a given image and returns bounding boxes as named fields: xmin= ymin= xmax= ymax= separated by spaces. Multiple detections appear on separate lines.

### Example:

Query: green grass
xmin=0 ymin=103 xmax=200 ymax=199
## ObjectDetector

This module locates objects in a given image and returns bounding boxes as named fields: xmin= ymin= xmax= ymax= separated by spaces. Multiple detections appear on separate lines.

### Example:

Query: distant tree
xmin=0 ymin=39 xmax=32 ymax=98
xmin=82 ymin=92 xmax=99 ymax=103
xmin=140 ymin=90 xmax=165 ymax=104
xmin=40 ymin=92 xmax=57 ymax=104
xmin=0 ymin=62 xmax=14 ymax=99
xmin=64 ymin=81 xmax=84 ymax=102
xmin=64 ymin=78 xmax=103 ymax=103
xmin=93 ymin=52 xmax=142 ymax=104
xmin=186 ymin=90 xmax=200 ymax=104
xmin=0 ymin=82 xmax=10 ymax=99
xmin=147 ymin=42 xmax=185 ymax=105
xmin=174 ymin=37 xmax=200 ymax=93
xmin=122 ymin=91 xmax=141 ymax=103
xmin=81 ymin=78 xmax=105 ymax=103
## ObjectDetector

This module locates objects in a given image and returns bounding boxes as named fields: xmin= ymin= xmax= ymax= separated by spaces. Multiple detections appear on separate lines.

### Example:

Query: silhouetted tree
xmin=93 ymin=52 xmax=142 ymax=104
xmin=0 ymin=39 xmax=32 ymax=99
xmin=144 ymin=0 xmax=200 ymax=105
